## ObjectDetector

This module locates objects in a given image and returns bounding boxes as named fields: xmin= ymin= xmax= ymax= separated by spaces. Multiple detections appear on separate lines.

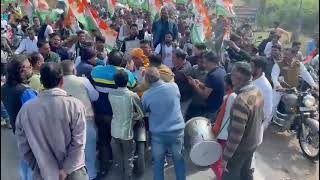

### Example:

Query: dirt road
xmin=1 ymin=127 xmax=318 ymax=180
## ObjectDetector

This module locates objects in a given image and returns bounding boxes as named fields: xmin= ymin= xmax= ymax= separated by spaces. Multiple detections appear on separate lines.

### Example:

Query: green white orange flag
xmin=215 ymin=0 xmax=235 ymax=17
xmin=191 ymin=15 xmax=205 ymax=44
xmin=68 ymin=0 xmax=89 ymax=28
xmin=88 ymin=7 xmax=118 ymax=51
xmin=107 ymin=0 xmax=117 ymax=17
xmin=190 ymin=0 xmax=212 ymax=43
xmin=25 ymin=0 xmax=61 ymax=23
xmin=67 ymin=0 xmax=118 ymax=51
xmin=148 ymin=0 xmax=162 ymax=20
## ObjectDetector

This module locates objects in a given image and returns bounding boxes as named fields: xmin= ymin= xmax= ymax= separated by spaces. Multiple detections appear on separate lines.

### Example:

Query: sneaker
xmin=164 ymin=158 xmax=169 ymax=167
xmin=1 ymin=119 xmax=6 ymax=126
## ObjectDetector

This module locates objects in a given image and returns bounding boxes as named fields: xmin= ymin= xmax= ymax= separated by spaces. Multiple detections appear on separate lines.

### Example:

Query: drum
xmin=185 ymin=117 xmax=222 ymax=166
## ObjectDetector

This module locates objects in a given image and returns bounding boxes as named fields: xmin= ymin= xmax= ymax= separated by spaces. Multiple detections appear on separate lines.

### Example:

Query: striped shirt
xmin=223 ymin=83 xmax=264 ymax=163
xmin=91 ymin=65 xmax=137 ymax=115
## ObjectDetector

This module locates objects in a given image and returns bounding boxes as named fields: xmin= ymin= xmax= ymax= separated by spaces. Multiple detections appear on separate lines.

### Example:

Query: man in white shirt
xmin=1 ymin=19 xmax=8 ymax=31
xmin=41 ymin=16 xmax=54 ymax=41
xmin=250 ymin=57 xmax=273 ymax=179
xmin=15 ymin=28 xmax=38 ymax=55
xmin=155 ymin=32 xmax=174 ymax=69
xmin=251 ymin=58 xmax=273 ymax=130
xmin=61 ymin=60 xmax=99 ymax=180
xmin=264 ymin=34 xmax=281 ymax=58
xmin=271 ymin=48 xmax=318 ymax=114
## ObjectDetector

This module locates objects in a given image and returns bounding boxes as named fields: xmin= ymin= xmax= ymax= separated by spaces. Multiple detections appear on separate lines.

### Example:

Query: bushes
xmin=243 ymin=0 xmax=319 ymax=33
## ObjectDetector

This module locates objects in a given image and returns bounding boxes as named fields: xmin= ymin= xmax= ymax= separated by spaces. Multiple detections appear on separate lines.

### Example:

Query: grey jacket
xmin=15 ymin=88 xmax=86 ymax=180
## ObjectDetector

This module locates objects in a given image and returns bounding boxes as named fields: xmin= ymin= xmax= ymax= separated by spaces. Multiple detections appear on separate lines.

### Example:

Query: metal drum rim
xmin=185 ymin=116 xmax=210 ymax=127
xmin=189 ymin=140 xmax=222 ymax=166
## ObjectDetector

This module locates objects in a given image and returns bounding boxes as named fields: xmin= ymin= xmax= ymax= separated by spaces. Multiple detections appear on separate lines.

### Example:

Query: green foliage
xmin=242 ymin=0 xmax=319 ymax=33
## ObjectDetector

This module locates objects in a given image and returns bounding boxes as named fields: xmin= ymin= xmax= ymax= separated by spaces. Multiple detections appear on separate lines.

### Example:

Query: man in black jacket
xmin=225 ymin=34 xmax=252 ymax=63
xmin=121 ymin=24 xmax=144 ymax=52
xmin=258 ymin=31 xmax=276 ymax=56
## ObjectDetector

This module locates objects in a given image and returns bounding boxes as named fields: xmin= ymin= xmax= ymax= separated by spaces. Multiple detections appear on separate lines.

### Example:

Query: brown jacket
xmin=278 ymin=59 xmax=301 ymax=88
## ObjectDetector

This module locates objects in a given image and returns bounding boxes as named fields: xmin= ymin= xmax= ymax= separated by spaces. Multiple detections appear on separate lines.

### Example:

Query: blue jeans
xmin=19 ymin=160 xmax=32 ymax=180
xmin=85 ymin=120 xmax=97 ymax=180
xmin=151 ymin=129 xmax=186 ymax=180
xmin=1 ymin=101 xmax=9 ymax=120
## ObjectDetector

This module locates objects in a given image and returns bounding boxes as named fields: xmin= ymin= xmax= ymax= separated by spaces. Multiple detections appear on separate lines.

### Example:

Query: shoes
xmin=1 ymin=119 xmax=6 ymax=126
xmin=1 ymin=119 xmax=11 ymax=129
xmin=164 ymin=158 xmax=169 ymax=167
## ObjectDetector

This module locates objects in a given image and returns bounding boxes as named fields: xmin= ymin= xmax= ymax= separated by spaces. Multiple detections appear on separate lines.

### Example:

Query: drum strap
xmin=215 ymin=117 xmax=230 ymax=137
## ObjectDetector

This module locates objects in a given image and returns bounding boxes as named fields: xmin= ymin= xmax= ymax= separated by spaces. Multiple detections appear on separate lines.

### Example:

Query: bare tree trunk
xmin=291 ymin=0 xmax=303 ymax=42
xmin=258 ymin=0 xmax=267 ymax=30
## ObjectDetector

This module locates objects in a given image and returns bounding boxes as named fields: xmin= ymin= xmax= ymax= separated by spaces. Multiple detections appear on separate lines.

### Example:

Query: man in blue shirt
xmin=142 ymin=67 xmax=186 ymax=180
xmin=188 ymin=51 xmax=226 ymax=121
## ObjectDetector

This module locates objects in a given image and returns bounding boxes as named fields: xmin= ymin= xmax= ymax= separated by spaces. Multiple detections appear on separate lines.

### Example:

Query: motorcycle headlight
xmin=303 ymin=95 xmax=316 ymax=107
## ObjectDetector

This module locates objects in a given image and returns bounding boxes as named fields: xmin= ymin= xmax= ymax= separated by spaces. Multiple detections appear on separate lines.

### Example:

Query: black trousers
xmin=222 ymin=150 xmax=255 ymax=180
xmin=1 ymin=63 xmax=7 ymax=76
xmin=95 ymin=114 xmax=113 ymax=171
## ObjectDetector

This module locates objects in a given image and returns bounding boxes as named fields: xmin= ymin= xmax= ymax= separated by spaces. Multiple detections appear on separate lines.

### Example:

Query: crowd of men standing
xmin=1 ymin=2 xmax=319 ymax=180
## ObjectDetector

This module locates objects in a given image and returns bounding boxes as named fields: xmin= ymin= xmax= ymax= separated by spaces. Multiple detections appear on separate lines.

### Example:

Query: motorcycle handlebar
xmin=276 ymin=88 xmax=312 ymax=95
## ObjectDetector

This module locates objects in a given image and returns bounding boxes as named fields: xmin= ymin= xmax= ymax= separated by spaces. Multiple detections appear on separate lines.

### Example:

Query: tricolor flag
xmin=25 ymin=0 xmax=61 ymax=23
xmin=190 ymin=0 xmax=212 ymax=43
xmin=67 ymin=0 xmax=118 ymax=51
xmin=89 ymin=7 xmax=118 ymax=51
xmin=148 ymin=0 xmax=162 ymax=20
xmin=107 ymin=0 xmax=117 ymax=17
xmin=215 ymin=0 xmax=236 ymax=17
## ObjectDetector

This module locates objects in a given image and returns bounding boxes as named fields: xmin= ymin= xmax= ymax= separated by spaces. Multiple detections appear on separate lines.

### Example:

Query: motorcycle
xmin=133 ymin=117 xmax=148 ymax=175
xmin=272 ymin=87 xmax=319 ymax=161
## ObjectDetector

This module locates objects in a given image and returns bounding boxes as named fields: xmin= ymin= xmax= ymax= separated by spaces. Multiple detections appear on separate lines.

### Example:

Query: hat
xmin=80 ymin=48 xmax=96 ymax=61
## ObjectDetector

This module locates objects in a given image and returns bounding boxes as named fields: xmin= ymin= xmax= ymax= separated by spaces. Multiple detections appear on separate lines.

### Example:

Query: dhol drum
xmin=184 ymin=117 xmax=222 ymax=166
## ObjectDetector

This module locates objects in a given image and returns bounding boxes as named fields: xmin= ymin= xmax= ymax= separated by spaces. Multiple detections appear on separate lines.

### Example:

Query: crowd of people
xmin=1 ymin=2 xmax=319 ymax=180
